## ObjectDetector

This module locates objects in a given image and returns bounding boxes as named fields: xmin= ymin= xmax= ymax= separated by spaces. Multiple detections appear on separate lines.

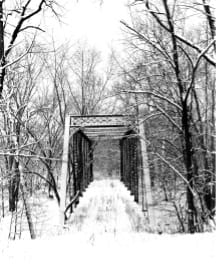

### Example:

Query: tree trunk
xmin=0 ymin=0 xmax=5 ymax=97
xmin=182 ymin=101 xmax=196 ymax=233
xmin=9 ymin=159 xmax=20 ymax=212
xmin=19 ymin=165 xmax=36 ymax=239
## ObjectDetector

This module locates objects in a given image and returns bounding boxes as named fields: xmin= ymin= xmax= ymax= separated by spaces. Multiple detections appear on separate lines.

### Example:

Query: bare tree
xmin=119 ymin=0 xmax=215 ymax=232
xmin=67 ymin=42 xmax=115 ymax=115
xmin=0 ymin=0 xmax=59 ymax=97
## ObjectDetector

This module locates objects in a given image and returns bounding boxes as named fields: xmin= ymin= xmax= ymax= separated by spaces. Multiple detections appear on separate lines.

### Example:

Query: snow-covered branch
xmin=120 ymin=90 xmax=182 ymax=110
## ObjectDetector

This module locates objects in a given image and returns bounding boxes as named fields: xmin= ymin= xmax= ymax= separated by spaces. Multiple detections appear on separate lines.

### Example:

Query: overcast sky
xmin=43 ymin=0 xmax=130 ymax=54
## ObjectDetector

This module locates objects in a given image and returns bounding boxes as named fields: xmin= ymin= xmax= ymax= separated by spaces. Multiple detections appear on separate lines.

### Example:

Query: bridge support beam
xmin=59 ymin=116 xmax=71 ymax=226
xmin=138 ymin=121 xmax=155 ymax=226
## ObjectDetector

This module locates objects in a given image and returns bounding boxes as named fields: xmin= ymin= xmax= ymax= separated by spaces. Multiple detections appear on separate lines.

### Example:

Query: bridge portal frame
xmin=59 ymin=114 xmax=154 ymax=226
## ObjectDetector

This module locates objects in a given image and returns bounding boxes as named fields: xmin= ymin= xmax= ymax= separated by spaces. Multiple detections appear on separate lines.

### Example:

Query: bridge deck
xmin=68 ymin=179 xmax=148 ymax=234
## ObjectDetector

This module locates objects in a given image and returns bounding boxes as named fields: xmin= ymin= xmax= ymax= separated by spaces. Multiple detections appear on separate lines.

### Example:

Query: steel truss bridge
xmin=59 ymin=115 xmax=154 ymax=225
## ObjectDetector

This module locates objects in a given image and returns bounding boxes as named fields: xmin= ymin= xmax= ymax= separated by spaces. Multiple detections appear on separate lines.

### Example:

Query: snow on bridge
xmin=68 ymin=179 xmax=148 ymax=234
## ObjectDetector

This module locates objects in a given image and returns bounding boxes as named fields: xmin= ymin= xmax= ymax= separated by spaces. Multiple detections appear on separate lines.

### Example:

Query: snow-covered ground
xmin=0 ymin=179 xmax=216 ymax=264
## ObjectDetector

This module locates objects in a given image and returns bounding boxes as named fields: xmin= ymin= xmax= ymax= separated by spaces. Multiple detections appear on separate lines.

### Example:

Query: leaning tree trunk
xmin=19 ymin=165 xmax=36 ymax=239
xmin=0 ymin=0 xmax=5 ymax=97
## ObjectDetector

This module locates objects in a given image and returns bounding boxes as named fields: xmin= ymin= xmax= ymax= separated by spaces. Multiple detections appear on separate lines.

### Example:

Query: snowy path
xmin=0 ymin=179 xmax=216 ymax=264
xmin=68 ymin=179 xmax=147 ymax=235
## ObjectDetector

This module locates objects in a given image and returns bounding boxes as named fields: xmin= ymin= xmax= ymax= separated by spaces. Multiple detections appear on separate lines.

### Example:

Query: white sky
xmin=43 ymin=0 xmax=130 ymax=54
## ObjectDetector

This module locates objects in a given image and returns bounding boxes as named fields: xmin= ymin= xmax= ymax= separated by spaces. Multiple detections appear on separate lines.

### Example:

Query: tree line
xmin=0 ymin=0 xmax=216 ymax=236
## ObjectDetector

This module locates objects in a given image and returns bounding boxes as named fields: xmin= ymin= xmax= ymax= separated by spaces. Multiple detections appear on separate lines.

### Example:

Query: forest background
xmin=0 ymin=0 xmax=216 ymax=238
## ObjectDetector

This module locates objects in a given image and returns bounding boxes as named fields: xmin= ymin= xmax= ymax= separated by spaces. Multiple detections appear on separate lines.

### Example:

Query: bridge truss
xmin=59 ymin=115 xmax=154 ymax=225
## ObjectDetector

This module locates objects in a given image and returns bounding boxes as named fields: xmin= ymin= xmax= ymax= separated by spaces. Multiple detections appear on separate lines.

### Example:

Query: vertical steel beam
xmin=132 ymin=138 xmax=137 ymax=202
xmin=84 ymin=140 xmax=87 ymax=189
xmin=130 ymin=139 xmax=134 ymax=195
xmin=89 ymin=141 xmax=93 ymax=183
xmin=78 ymin=133 xmax=83 ymax=194
xmin=120 ymin=139 xmax=123 ymax=182
xmin=126 ymin=139 xmax=130 ymax=190
xmin=59 ymin=115 xmax=71 ymax=226
xmin=139 ymin=121 xmax=155 ymax=225
xmin=124 ymin=140 xmax=127 ymax=187
xmin=73 ymin=133 xmax=78 ymax=194
xmin=81 ymin=137 xmax=85 ymax=192
xmin=129 ymin=139 xmax=132 ymax=192
xmin=84 ymin=139 xmax=88 ymax=189
xmin=134 ymin=138 xmax=139 ymax=202
xmin=72 ymin=133 xmax=77 ymax=196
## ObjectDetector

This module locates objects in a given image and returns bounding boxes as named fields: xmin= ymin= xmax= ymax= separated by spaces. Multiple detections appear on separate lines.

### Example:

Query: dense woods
xmin=116 ymin=0 xmax=216 ymax=233
xmin=0 ymin=0 xmax=216 ymax=239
